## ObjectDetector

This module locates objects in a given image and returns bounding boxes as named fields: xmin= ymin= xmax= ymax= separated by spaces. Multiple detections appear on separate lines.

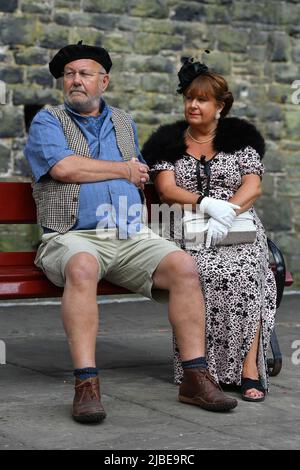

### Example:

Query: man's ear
xmin=101 ymin=74 xmax=110 ymax=93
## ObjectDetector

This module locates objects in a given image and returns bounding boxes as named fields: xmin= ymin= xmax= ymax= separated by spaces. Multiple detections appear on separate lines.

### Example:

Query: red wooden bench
xmin=0 ymin=181 xmax=293 ymax=376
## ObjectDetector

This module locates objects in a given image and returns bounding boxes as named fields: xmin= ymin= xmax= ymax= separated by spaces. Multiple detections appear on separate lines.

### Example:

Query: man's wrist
xmin=197 ymin=195 xmax=204 ymax=205
xmin=124 ymin=161 xmax=132 ymax=181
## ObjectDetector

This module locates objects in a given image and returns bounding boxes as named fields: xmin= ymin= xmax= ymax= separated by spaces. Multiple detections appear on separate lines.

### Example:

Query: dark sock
xmin=182 ymin=356 xmax=208 ymax=370
xmin=74 ymin=367 xmax=98 ymax=381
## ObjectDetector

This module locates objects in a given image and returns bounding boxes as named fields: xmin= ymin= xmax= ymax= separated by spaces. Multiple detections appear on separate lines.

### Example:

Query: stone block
xmin=129 ymin=0 xmax=169 ymax=19
xmin=128 ymin=93 xmax=156 ymax=112
xmin=103 ymin=33 xmax=133 ymax=53
xmin=0 ymin=47 xmax=14 ymax=64
xmin=0 ymin=16 xmax=35 ymax=46
xmin=260 ymin=104 xmax=283 ymax=122
xmin=0 ymin=224 xmax=41 ymax=252
xmin=218 ymin=28 xmax=249 ymax=53
xmin=172 ymin=3 xmax=205 ymax=22
xmin=54 ymin=12 xmax=120 ymax=30
xmin=268 ymin=84 xmax=292 ymax=104
xmin=273 ymin=63 xmax=299 ymax=84
xmin=280 ymin=3 xmax=300 ymax=25
xmin=261 ymin=174 xmax=274 ymax=196
xmin=0 ymin=141 xmax=11 ymax=173
xmin=202 ymin=5 xmax=230 ymax=24
xmin=111 ymin=72 xmax=141 ymax=93
xmin=68 ymin=28 xmax=104 ymax=47
xmin=120 ymin=16 xmax=175 ymax=35
xmin=256 ymin=197 xmax=292 ymax=231
xmin=277 ymin=177 xmax=300 ymax=197
xmin=0 ymin=107 xmax=24 ymax=138
xmin=292 ymin=44 xmax=300 ymax=63
xmin=21 ymin=0 xmax=52 ymax=15
xmin=284 ymin=110 xmax=300 ymax=139
xmin=13 ymin=153 xmax=32 ymax=177
xmin=273 ymin=235 xmax=300 ymax=272
xmin=233 ymin=2 xmax=280 ymax=24
xmin=268 ymin=33 xmax=290 ymax=62
xmin=130 ymin=111 xmax=161 ymax=125
xmin=0 ymin=0 xmax=18 ymax=12
xmin=291 ymin=197 xmax=300 ymax=232
xmin=27 ymin=68 xmax=54 ymax=87
xmin=55 ymin=0 xmax=81 ymax=7
xmin=124 ymin=56 xmax=174 ymax=74
xmin=248 ymin=85 xmax=268 ymax=103
xmin=136 ymin=123 xmax=157 ymax=147
xmin=13 ymin=86 xmax=62 ymax=106
xmin=132 ymin=33 xmax=182 ymax=54
xmin=263 ymin=150 xmax=283 ymax=173
xmin=83 ymin=0 xmax=127 ymax=14
xmin=15 ymin=47 xmax=50 ymax=66
xmin=249 ymin=46 xmax=267 ymax=63
xmin=265 ymin=122 xmax=284 ymax=141
xmin=0 ymin=67 xmax=24 ymax=84
xmin=205 ymin=52 xmax=231 ymax=75
xmin=288 ymin=25 xmax=300 ymax=38
xmin=141 ymin=74 xmax=171 ymax=94
xmin=250 ymin=30 xmax=269 ymax=46
xmin=39 ymin=24 xmax=69 ymax=49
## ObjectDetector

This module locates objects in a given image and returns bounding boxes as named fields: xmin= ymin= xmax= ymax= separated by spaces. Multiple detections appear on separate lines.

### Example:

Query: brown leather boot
xmin=72 ymin=377 xmax=106 ymax=423
xmin=179 ymin=367 xmax=238 ymax=412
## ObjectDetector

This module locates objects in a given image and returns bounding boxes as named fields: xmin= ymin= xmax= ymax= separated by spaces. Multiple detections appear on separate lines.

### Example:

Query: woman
xmin=142 ymin=58 xmax=277 ymax=402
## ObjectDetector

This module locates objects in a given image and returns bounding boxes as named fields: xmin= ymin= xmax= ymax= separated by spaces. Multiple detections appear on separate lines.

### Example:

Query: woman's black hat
xmin=177 ymin=57 xmax=209 ymax=94
xmin=49 ymin=41 xmax=112 ymax=78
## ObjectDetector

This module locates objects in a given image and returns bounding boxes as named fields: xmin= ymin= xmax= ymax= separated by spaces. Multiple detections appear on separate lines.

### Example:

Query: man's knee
xmin=162 ymin=251 xmax=199 ymax=283
xmin=65 ymin=252 xmax=100 ymax=285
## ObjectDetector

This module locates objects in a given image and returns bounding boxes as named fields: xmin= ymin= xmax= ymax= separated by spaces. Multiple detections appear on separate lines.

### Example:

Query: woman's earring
xmin=215 ymin=110 xmax=221 ymax=120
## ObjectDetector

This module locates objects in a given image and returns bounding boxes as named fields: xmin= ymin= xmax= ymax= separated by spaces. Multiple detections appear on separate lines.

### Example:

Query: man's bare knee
xmin=167 ymin=252 xmax=198 ymax=277
xmin=154 ymin=251 xmax=199 ymax=290
xmin=65 ymin=252 xmax=99 ymax=286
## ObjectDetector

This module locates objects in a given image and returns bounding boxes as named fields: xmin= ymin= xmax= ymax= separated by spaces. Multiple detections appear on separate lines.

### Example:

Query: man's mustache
xmin=69 ymin=89 xmax=87 ymax=95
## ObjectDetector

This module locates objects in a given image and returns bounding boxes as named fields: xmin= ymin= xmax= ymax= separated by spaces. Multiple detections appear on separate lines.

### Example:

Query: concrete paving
xmin=0 ymin=293 xmax=299 ymax=450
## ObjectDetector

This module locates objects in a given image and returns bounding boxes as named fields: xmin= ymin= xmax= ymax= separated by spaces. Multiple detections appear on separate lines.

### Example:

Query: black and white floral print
xmin=152 ymin=146 xmax=277 ymax=389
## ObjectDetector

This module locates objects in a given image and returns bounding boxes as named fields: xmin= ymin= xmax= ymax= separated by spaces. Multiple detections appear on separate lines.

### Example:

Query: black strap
xmin=197 ymin=155 xmax=212 ymax=197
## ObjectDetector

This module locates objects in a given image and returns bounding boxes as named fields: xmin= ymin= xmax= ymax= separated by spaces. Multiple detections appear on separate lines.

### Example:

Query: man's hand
xmin=206 ymin=218 xmax=229 ymax=248
xmin=125 ymin=157 xmax=150 ymax=188
xmin=200 ymin=197 xmax=240 ymax=227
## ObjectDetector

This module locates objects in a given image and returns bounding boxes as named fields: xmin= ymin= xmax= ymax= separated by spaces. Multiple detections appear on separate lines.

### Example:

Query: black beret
xmin=49 ymin=41 xmax=112 ymax=78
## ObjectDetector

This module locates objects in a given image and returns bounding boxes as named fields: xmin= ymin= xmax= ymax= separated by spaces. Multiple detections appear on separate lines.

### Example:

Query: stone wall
xmin=0 ymin=0 xmax=300 ymax=286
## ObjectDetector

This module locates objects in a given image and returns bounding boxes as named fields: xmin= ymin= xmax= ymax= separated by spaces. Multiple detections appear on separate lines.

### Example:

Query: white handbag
xmin=183 ymin=209 xmax=257 ymax=249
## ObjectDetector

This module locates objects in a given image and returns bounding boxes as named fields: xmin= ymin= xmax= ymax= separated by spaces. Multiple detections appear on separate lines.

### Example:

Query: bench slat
xmin=0 ymin=252 xmax=36 ymax=266
xmin=0 ymin=182 xmax=36 ymax=223
xmin=0 ymin=277 xmax=132 ymax=299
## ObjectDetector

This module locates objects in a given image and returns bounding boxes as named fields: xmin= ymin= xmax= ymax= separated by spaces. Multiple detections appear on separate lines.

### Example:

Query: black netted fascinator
xmin=177 ymin=57 xmax=209 ymax=94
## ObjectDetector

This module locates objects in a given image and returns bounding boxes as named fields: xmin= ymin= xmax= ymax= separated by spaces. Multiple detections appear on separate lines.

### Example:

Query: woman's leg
xmin=242 ymin=325 xmax=265 ymax=399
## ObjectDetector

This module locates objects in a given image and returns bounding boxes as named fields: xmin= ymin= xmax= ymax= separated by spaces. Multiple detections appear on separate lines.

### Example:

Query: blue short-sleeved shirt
xmin=24 ymin=100 xmax=146 ymax=235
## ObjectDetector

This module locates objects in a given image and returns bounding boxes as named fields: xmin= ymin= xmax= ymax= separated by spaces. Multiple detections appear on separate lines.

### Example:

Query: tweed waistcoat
xmin=32 ymin=104 xmax=138 ymax=233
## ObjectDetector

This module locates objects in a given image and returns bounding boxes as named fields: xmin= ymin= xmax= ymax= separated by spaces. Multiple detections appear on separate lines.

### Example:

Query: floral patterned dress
xmin=152 ymin=146 xmax=277 ymax=389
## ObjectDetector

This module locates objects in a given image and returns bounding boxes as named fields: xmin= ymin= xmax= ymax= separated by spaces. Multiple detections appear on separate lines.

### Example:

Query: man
xmin=24 ymin=42 xmax=238 ymax=424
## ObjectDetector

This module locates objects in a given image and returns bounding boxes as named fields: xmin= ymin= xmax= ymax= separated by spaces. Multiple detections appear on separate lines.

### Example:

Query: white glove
xmin=206 ymin=218 xmax=229 ymax=248
xmin=200 ymin=197 xmax=240 ymax=227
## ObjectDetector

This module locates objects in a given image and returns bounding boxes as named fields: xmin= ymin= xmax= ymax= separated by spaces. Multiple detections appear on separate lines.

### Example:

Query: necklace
xmin=187 ymin=127 xmax=215 ymax=144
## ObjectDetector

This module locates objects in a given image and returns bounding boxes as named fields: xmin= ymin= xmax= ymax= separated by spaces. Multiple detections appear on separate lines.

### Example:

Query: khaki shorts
xmin=35 ymin=226 xmax=182 ymax=302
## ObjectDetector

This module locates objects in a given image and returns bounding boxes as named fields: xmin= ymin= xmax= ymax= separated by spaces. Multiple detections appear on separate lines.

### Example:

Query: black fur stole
xmin=142 ymin=117 xmax=265 ymax=167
